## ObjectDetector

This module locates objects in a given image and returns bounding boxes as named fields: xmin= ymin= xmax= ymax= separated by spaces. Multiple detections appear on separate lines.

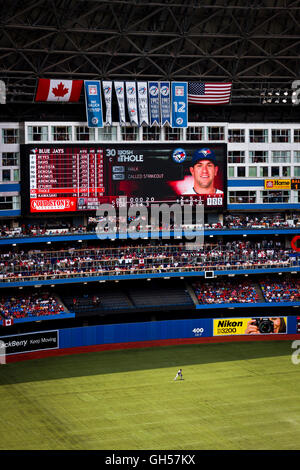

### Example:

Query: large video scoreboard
xmin=21 ymin=143 xmax=227 ymax=213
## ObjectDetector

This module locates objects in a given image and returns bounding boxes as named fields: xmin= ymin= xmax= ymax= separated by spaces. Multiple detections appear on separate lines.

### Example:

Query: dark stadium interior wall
xmin=1 ymin=103 xmax=300 ymax=125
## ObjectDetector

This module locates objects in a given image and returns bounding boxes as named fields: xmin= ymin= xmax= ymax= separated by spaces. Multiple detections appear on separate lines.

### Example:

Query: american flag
xmin=188 ymin=82 xmax=232 ymax=105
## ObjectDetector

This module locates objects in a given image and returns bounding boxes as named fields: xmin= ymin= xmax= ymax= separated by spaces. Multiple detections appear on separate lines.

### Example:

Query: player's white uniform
xmin=174 ymin=369 xmax=183 ymax=380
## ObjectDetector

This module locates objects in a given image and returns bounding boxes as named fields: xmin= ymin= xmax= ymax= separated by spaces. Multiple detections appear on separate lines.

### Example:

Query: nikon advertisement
xmin=0 ymin=330 xmax=58 ymax=355
xmin=213 ymin=317 xmax=287 ymax=336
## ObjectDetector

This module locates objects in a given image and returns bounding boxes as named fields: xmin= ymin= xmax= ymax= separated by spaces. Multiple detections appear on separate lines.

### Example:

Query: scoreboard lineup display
xmin=22 ymin=143 xmax=227 ymax=213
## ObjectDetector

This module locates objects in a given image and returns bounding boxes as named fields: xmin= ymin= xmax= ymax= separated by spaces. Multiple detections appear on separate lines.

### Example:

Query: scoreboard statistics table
xmin=29 ymin=147 xmax=105 ymax=211
xmin=22 ymin=143 xmax=227 ymax=213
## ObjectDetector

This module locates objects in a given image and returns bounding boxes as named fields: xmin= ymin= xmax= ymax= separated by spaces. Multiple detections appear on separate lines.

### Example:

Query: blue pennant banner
xmin=160 ymin=81 xmax=171 ymax=127
xmin=84 ymin=80 xmax=104 ymax=128
xmin=148 ymin=81 xmax=160 ymax=126
xmin=171 ymin=82 xmax=188 ymax=128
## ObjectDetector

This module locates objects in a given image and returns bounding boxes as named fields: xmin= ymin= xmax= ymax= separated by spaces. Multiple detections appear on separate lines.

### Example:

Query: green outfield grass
xmin=0 ymin=340 xmax=300 ymax=450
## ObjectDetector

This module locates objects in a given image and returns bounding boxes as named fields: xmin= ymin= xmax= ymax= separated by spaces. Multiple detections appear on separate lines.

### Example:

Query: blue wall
xmin=59 ymin=316 xmax=298 ymax=350
xmin=59 ymin=318 xmax=213 ymax=348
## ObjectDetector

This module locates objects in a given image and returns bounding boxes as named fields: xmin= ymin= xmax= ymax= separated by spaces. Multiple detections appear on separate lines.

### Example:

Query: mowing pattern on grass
xmin=0 ymin=341 xmax=299 ymax=450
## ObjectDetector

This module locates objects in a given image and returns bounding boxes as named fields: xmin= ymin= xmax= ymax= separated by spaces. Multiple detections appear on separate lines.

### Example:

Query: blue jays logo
xmin=149 ymin=85 xmax=159 ymax=96
xmin=116 ymin=86 xmax=123 ymax=95
xmin=127 ymin=86 xmax=135 ymax=95
xmin=31 ymin=148 xmax=38 ymax=154
xmin=104 ymin=86 xmax=111 ymax=95
xmin=172 ymin=148 xmax=186 ymax=163
xmin=200 ymin=148 xmax=212 ymax=157
xmin=176 ymin=117 xmax=183 ymax=125
xmin=139 ymin=86 xmax=147 ymax=95
xmin=161 ymin=85 xmax=169 ymax=96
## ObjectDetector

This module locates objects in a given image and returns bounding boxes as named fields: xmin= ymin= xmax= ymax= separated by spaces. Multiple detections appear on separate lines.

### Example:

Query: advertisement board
xmin=213 ymin=317 xmax=288 ymax=336
xmin=264 ymin=179 xmax=291 ymax=190
xmin=0 ymin=330 xmax=58 ymax=355
xmin=21 ymin=143 xmax=227 ymax=213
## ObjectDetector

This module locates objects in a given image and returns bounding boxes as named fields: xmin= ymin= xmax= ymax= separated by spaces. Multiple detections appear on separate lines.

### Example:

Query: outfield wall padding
xmin=1 ymin=315 xmax=299 ymax=363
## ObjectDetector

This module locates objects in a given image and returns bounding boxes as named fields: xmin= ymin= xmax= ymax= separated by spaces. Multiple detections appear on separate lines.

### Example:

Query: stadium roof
xmin=1 ymin=0 xmax=299 ymax=111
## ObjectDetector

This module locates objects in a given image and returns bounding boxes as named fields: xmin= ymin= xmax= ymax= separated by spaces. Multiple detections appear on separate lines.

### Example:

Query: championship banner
xmin=171 ymin=82 xmax=188 ymax=128
xmin=84 ymin=80 xmax=103 ymax=128
xmin=160 ymin=81 xmax=171 ymax=127
xmin=125 ymin=81 xmax=139 ymax=126
xmin=148 ymin=81 xmax=160 ymax=126
xmin=213 ymin=317 xmax=288 ymax=336
xmin=264 ymin=179 xmax=291 ymax=190
xmin=137 ymin=82 xmax=149 ymax=126
xmin=114 ymin=81 xmax=126 ymax=125
xmin=102 ymin=81 xmax=112 ymax=126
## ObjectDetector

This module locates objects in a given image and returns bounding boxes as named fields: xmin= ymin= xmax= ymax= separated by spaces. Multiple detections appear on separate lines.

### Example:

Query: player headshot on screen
xmin=182 ymin=148 xmax=224 ymax=195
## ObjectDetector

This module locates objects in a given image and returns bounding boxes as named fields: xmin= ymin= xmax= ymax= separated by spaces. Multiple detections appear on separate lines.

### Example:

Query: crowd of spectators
xmin=222 ymin=214 xmax=299 ymax=229
xmin=0 ymin=292 xmax=65 ymax=320
xmin=193 ymin=280 xmax=260 ymax=304
xmin=0 ymin=240 xmax=295 ymax=282
xmin=0 ymin=213 xmax=299 ymax=238
xmin=260 ymin=277 xmax=300 ymax=303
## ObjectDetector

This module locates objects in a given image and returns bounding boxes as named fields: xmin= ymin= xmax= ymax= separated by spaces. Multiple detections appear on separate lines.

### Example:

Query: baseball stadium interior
xmin=1 ymin=0 xmax=300 ymax=454
xmin=0 ymin=1 xmax=299 ymax=338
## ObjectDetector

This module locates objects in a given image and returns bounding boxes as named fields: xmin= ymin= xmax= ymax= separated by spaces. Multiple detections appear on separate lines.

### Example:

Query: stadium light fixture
xmin=292 ymin=91 xmax=298 ymax=104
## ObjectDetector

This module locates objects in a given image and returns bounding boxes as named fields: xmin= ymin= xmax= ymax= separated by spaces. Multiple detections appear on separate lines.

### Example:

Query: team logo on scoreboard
xmin=31 ymin=148 xmax=38 ymax=154
xmin=172 ymin=148 xmax=186 ymax=163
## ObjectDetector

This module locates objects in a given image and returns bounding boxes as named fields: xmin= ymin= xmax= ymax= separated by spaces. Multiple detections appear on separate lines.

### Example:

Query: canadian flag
xmin=35 ymin=79 xmax=83 ymax=102
xmin=3 ymin=318 xmax=13 ymax=327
